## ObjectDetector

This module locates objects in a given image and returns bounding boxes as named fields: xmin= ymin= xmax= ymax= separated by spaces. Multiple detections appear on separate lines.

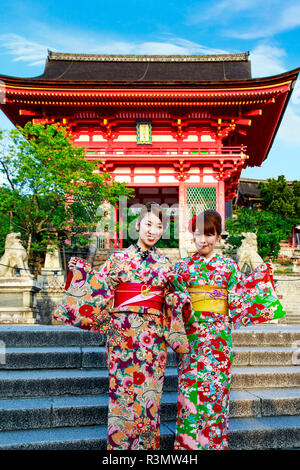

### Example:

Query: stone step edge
xmin=0 ymin=388 xmax=299 ymax=407
xmin=1 ymin=365 xmax=300 ymax=377
xmin=0 ymin=388 xmax=299 ymax=432
xmin=1 ymin=347 xmax=299 ymax=369
xmin=0 ymin=416 xmax=300 ymax=450
xmin=165 ymin=416 xmax=300 ymax=450
xmin=0 ymin=366 xmax=300 ymax=388
xmin=2 ymin=345 xmax=298 ymax=352
xmin=1 ymin=325 xmax=300 ymax=348
xmin=0 ymin=366 xmax=299 ymax=398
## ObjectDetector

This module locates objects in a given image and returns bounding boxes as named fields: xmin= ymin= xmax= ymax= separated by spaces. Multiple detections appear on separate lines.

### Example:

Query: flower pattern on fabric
xmin=53 ymin=245 xmax=190 ymax=450
xmin=167 ymin=252 xmax=286 ymax=451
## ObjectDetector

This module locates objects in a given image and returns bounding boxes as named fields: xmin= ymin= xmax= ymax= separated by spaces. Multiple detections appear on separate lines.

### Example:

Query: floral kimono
xmin=167 ymin=251 xmax=286 ymax=451
xmin=53 ymin=244 xmax=189 ymax=450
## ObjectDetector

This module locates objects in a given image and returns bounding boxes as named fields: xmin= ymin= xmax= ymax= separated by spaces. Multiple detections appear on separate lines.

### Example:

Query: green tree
xmin=226 ymin=175 xmax=299 ymax=260
xmin=225 ymin=208 xmax=296 ymax=259
xmin=258 ymin=175 xmax=300 ymax=218
xmin=0 ymin=122 xmax=132 ymax=259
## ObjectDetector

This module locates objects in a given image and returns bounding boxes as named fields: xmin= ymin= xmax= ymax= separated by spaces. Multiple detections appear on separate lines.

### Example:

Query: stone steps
xmin=1 ymin=324 xmax=298 ymax=347
xmin=164 ymin=416 xmax=300 ymax=450
xmin=1 ymin=345 xmax=298 ymax=369
xmin=0 ymin=324 xmax=299 ymax=450
xmin=1 ymin=416 xmax=299 ymax=450
xmin=1 ymin=365 xmax=299 ymax=399
xmin=228 ymin=415 xmax=300 ymax=450
xmin=0 ymin=424 xmax=108 ymax=450
xmin=0 ymin=388 xmax=299 ymax=433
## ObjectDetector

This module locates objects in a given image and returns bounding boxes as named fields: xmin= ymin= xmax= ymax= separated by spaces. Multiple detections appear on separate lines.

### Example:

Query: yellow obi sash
xmin=188 ymin=285 xmax=228 ymax=315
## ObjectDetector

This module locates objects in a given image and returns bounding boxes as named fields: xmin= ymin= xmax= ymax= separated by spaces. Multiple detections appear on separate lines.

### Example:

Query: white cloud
xmin=291 ymin=79 xmax=300 ymax=106
xmin=224 ymin=1 xmax=300 ymax=39
xmin=1 ymin=26 xmax=299 ymax=154
xmin=250 ymin=44 xmax=286 ymax=78
xmin=0 ymin=33 xmax=52 ymax=66
xmin=277 ymin=105 xmax=300 ymax=145
xmin=0 ymin=31 xmax=228 ymax=68
xmin=187 ymin=0 xmax=263 ymax=24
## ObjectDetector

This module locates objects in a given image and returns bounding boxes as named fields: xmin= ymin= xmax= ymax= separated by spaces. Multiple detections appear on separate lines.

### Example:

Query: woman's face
xmin=137 ymin=212 xmax=164 ymax=250
xmin=193 ymin=230 xmax=220 ymax=258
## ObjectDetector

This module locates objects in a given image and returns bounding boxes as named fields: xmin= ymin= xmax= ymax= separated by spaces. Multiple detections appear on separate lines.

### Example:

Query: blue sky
xmin=0 ymin=0 xmax=300 ymax=180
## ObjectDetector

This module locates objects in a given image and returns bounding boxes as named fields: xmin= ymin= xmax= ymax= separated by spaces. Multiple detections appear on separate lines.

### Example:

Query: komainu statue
xmin=237 ymin=232 xmax=263 ymax=275
xmin=0 ymin=232 xmax=34 ymax=278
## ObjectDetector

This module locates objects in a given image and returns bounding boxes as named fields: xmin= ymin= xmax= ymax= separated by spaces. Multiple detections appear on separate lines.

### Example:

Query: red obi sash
xmin=114 ymin=282 xmax=164 ymax=312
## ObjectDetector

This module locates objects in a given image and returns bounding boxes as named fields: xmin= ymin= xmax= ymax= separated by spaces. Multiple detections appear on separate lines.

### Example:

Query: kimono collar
xmin=193 ymin=251 xmax=219 ymax=263
xmin=131 ymin=244 xmax=168 ymax=264
xmin=133 ymin=243 xmax=155 ymax=261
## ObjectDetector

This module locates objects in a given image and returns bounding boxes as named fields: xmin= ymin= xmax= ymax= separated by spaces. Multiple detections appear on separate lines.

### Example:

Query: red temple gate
xmin=0 ymin=52 xmax=299 ymax=251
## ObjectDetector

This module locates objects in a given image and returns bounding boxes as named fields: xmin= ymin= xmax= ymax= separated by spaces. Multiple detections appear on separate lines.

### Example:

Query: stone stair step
xmin=1 ymin=388 xmax=299 ymax=432
xmin=231 ymin=325 xmax=300 ymax=347
xmin=0 ymin=395 xmax=109 ymax=431
xmin=229 ymin=387 xmax=300 ymax=418
xmin=232 ymin=346 xmax=300 ymax=366
xmin=228 ymin=415 xmax=300 ymax=450
xmin=1 ymin=414 xmax=299 ymax=450
xmin=231 ymin=366 xmax=300 ymax=389
xmin=163 ymin=416 xmax=300 ymax=450
xmin=1 ymin=324 xmax=299 ymax=349
xmin=2 ymin=344 xmax=298 ymax=370
xmin=1 ymin=366 xmax=299 ymax=399
xmin=10 ymin=347 xmax=300 ymax=369
xmin=0 ymin=346 xmax=178 ymax=370
xmin=0 ymin=369 xmax=108 ymax=398
xmin=0 ymin=325 xmax=105 ymax=348
xmin=0 ymin=424 xmax=107 ymax=450
xmin=0 ymin=422 xmax=175 ymax=450
xmin=0 ymin=347 xmax=108 ymax=370
xmin=0 ymin=367 xmax=178 ymax=398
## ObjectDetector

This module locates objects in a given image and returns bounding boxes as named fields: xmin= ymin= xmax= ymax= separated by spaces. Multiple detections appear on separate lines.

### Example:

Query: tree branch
xmin=0 ymin=160 xmax=15 ymax=190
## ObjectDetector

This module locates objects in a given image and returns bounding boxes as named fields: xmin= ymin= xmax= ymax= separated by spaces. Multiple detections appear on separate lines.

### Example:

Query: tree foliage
xmin=225 ymin=208 xmax=297 ymax=260
xmin=258 ymin=175 xmax=300 ymax=219
xmin=226 ymin=175 xmax=299 ymax=259
xmin=0 ymin=122 xmax=132 ymax=256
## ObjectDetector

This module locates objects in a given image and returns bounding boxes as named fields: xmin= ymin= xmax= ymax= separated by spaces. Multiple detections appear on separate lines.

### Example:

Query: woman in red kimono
xmin=168 ymin=210 xmax=286 ymax=450
xmin=54 ymin=202 xmax=189 ymax=450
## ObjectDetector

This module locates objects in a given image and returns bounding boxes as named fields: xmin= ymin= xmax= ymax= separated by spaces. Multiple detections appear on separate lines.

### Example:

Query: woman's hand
xmin=68 ymin=257 xmax=78 ymax=271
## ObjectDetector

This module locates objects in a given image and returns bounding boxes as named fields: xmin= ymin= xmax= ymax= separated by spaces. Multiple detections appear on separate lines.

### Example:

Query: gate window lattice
xmin=186 ymin=187 xmax=217 ymax=220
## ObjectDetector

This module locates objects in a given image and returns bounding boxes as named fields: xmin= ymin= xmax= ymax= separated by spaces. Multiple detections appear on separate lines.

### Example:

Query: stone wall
xmin=274 ymin=274 xmax=300 ymax=323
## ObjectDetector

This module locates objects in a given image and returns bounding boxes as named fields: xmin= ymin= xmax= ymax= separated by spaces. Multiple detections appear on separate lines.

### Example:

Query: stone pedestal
xmin=36 ymin=273 xmax=66 ymax=325
xmin=0 ymin=278 xmax=41 ymax=324
xmin=35 ymin=245 xmax=66 ymax=324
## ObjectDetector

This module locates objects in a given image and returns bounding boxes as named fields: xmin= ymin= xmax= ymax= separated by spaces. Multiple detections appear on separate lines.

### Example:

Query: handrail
xmin=85 ymin=144 xmax=247 ymax=157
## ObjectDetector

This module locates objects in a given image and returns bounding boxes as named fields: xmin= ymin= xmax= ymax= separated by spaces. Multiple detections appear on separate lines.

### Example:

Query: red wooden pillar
xmin=178 ymin=181 xmax=186 ymax=253
xmin=217 ymin=180 xmax=225 ymax=230
xmin=113 ymin=205 xmax=118 ymax=249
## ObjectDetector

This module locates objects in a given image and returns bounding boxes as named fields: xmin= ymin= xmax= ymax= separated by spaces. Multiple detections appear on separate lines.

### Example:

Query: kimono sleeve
xmin=53 ymin=257 xmax=115 ymax=333
xmin=227 ymin=261 xmax=286 ymax=329
xmin=167 ymin=260 xmax=190 ymax=295
xmin=163 ymin=264 xmax=191 ymax=354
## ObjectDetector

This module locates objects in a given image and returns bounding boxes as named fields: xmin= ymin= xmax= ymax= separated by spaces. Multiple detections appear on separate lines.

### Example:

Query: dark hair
xmin=191 ymin=210 xmax=222 ymax=235
xmin=137 ymin=202 xmax=167 ymax=229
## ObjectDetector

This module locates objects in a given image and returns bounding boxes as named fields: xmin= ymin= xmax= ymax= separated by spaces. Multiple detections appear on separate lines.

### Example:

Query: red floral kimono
xmin=54 ymin=244 xmax=189 ymax=450
xmin=167 ymin=252 xmax=286 ymax=450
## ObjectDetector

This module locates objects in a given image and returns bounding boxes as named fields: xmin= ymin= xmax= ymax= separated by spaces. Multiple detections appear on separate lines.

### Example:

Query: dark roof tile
xmin=38 ymin=51 xmax=252 ymax=82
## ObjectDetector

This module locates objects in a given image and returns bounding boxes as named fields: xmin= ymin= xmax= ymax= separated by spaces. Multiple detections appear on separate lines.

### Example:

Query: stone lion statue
xmin=0 ymin=232 xmax=33 ymax=278
xmin=236 ymin=232 xmax=263 ymax=274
